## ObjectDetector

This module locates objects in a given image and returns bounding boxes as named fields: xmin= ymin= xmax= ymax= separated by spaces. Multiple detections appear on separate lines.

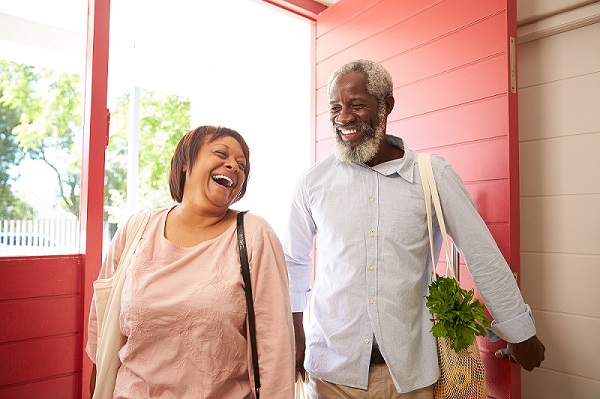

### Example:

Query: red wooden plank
xmin=0 ymin=256 xmax=81 ymax=300
xmin=464 ymin=181 xmax=510 ymax=223
xmin=317 ymin=0 xmax=440 ymax=61
xmin=317 ymin=88 xmax=508 ymax=148
xmin=0 ymin=335 xmax=79 ymax=386
xmin=384 ymin=13 xmax=507 ymax=88
xmin=315 ymin=112 xmax=332 ymax=141
xmin=316 ymin=137 xmax=334 ymax=161
xmin=391 ymin=95 xmax=509 ymax=149
xmin=0 ymin=373 xmax=78 ymax=399
xmin=429 ymin=138 xmax=509 ymax=182
xmin=392 ymin=55 xmax=508 ymax=119
xmin=316 ymin=55 xmax=507 ymax=118
xmin=481 ymin=349 xmax=512 ymax=399
xmin=316 ymin=0 xmax=506 ymax=87
xmin=316 ymin=0 xmax=381 ymax=37
xmin=0 ymin=296 xmax=80 ymax=343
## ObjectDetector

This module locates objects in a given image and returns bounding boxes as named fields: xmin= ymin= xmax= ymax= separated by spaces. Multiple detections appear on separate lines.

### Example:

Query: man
xmin=282 ymin=59 xmax=545 ymax=398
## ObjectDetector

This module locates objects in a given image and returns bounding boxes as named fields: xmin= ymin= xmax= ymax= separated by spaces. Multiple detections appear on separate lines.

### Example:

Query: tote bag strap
xmin=417 ymin=153 xmax=455 ymax=280
xmin=237 ymin=211 xmax=261 ymax=399
xmin=93 ymin=209 xmax=151 ymax=399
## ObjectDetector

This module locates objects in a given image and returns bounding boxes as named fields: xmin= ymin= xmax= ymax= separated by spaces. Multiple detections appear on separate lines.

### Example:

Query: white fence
xmin=0 ymin=219 xmax=80 ymax=256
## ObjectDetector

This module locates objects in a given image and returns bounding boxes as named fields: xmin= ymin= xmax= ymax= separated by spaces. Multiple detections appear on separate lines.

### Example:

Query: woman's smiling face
xmin=182 ymin=135 xmax=247 ymax=211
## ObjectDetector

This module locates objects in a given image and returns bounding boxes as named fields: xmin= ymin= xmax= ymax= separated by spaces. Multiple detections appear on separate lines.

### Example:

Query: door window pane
xmin=0 ymin=1 xmax=87 ymax=256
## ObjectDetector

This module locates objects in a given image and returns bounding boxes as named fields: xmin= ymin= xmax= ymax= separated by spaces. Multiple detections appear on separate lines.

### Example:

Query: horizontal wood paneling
xmin=0 ymin=296 xmax=80 ymax=343
xmin=522 ymin=368 xmax=600 ymax=399
xmin=0 ymin=256 xmax=81 ymax=300
xmin=519 ymin=73 xmax=600 ymax=141
xmin=0 ymin=335 xmax=80 ymax=386
xmin=391 ymin=55 xmax=508 ymax=120
xmin=316 ymin=53 xmax=508 ymax=122
xmin=316 ymin=0 xmax=379 ymax=37
xmin=316 ymin=0 xmax=506 ymax=88
xmin=518 ymin=23 xmax=600 ymax=88
xmin=0 ymin=255 xmax=83 ymax=394
xmin=521 ymin=195 xmax=600 ymax=254
xmin=0 ymin=374 xmax=79 ymax=399
xmin=532 ymin=310 xmax=600 ymax=381
xmin=520 ymin=133 xmax=600 ymax=197
xmin=391 ymin=95 xmax=509 ymax=149
xmin=521 ymin=253 xmax=600 ymax=318
xmin=464 ymin=180 xmax=510 ymax=223
xmin=428 ymin=138 xmax=509 ymax=182
xmin=317 ymin=0 xmax=441 ymax=61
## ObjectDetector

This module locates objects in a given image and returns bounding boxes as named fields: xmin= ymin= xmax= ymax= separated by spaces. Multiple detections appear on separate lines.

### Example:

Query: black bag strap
xmin=237 ymin=211 xmax=260 ymax=398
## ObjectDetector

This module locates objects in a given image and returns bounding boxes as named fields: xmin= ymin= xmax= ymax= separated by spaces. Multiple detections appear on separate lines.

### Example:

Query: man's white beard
xmin=333 ymin=118 xmax=386 ymax=164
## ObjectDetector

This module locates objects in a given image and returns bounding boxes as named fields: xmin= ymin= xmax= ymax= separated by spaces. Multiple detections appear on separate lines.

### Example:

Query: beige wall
xmin=517 ymin=1 xmax=600 ymax=398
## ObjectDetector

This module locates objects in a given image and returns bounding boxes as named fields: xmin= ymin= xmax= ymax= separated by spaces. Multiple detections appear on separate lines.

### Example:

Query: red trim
xmin=79 ymin=0 xmax=111 ymax=396
xmin=261 ymin=0 xmax=328 ymax=20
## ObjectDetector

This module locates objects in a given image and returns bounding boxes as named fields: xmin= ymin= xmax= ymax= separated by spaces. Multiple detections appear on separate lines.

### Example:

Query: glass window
xmin=0 ymin=1 xmax=87 ymax=256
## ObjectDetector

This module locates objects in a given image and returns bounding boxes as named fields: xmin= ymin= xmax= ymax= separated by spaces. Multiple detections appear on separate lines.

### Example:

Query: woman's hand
xmin=90 ymin=363 xmax=97 ymax=398
xmin=293 ymin=312 xmax=306 ymax=382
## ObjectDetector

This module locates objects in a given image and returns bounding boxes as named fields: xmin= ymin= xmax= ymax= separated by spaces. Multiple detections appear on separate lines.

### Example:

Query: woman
xmin=87 ymin=125 xmax=295 ymax=398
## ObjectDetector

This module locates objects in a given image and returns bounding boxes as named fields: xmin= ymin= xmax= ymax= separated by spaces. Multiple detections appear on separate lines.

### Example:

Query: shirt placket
xmin=364 ymin=166 xmax=379 ymax=347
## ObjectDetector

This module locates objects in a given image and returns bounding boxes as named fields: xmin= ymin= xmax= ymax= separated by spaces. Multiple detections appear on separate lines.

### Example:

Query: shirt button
xmin=364 ymin=338 xmax=370 ymax=344
xmin=369 ymin=265 xmax=375 ymax=271
xmin=369 ymin=231 xmax=375 ymax=237
xmin=369 ymin=167 xmax=373 ymax=172
xmin=369 ymin=299 xmax=375 ymax=304
xmin=369 ymin=197 xmax=375 ymax=203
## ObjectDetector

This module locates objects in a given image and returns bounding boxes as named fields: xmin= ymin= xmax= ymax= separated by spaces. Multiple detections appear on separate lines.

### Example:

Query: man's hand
xmin=495 ymin=335 xmax=545 ymax=371
xmin=293 ymin=312 xmax=306 ymax=382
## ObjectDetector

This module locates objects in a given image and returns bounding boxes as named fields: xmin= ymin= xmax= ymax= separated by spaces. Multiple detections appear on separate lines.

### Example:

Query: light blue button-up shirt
xmin=282 ymin=136 xmax=536 ymax=393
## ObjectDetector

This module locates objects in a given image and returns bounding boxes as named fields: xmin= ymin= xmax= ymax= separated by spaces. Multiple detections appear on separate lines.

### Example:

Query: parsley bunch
xmin=425 ymin=274 xmax=491 ymax=352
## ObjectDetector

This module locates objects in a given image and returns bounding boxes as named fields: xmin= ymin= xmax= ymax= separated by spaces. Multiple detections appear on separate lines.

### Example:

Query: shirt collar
xmin=366 ymin=135 xmax=416 ymax=183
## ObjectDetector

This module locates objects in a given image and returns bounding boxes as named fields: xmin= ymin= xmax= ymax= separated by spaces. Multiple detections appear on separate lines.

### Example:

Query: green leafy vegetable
xmin=426 ymin=274 xmax=491 ymax=352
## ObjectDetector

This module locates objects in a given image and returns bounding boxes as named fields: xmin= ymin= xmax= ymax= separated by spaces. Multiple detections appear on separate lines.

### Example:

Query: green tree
xmin=103 ymin=89 xmax=190 ymax=221
xmin=0 ymin=60 xmax=82 ymax=216
xmin=1 ymin=60 xmax=190 ymax=222
xmin=0 ymin=88 xmax=34 ymax=219
xmin=138 ymin=90 xmax=190 ymax=208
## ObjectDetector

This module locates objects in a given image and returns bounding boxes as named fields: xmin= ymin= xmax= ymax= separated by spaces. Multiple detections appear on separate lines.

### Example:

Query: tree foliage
xmin=0 ymin=59 xmax=190 ymax=222
xmin=0 ymin=87 xmax=34 ymax=219
xmin=0 ymin=60 xmax=82 ymax=216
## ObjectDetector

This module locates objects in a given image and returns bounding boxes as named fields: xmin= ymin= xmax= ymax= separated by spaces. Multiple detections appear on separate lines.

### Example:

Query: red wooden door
xmin=312 ymin=0 xmax=520 ymax=397
xmin=0 ymin=0 xmax=109 ymax=398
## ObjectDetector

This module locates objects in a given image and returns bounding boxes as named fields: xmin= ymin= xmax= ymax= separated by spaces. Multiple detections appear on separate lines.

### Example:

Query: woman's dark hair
xmin=169 ymin=125 xmax=251 ymax=203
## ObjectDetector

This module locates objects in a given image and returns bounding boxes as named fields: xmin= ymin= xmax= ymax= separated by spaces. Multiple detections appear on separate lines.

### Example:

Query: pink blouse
xmin=87 ymin=207 xmax=295 ymax=398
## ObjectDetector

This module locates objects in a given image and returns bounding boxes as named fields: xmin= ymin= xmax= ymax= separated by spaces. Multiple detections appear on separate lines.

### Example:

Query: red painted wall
xmin=0 ymin=256 xmax=82 ymax=399
xmin=314 ymin=0 xmax=520 ymax=397
xmin=0 ymin=0 xmax=110 ymax=398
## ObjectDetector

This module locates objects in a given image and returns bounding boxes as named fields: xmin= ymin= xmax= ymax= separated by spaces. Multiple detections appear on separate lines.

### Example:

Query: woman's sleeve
xmin=85 ymin=215 xmax=132 ymax=364
xmin=247 ymin=216 xmax=296 ymax=398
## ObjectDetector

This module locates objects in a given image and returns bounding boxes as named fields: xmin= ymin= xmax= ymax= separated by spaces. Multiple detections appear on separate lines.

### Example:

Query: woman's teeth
xmin=212 ymin=175 xmax=233 ymax=187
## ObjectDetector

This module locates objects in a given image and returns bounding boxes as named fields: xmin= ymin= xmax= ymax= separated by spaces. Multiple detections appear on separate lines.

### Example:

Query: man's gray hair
xmin=327 ymin=59 xmax=393 ymax=103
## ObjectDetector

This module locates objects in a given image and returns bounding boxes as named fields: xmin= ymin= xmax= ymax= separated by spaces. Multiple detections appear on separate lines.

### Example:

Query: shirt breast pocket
xmin=386 ymin=193 xmax=429 ymax=248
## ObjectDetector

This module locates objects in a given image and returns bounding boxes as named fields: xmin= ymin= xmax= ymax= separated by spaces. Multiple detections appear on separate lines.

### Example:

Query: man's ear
xmin=385 ymin=94 xmax=395 ymax=115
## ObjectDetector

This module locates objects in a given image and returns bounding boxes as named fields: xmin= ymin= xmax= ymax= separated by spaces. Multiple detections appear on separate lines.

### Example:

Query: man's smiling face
xmin=328 ymin=71 xmax=386 ymax=163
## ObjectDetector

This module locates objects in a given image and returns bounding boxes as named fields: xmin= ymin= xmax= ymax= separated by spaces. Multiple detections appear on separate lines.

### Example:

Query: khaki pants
xmin=303 ymin=364 xmax=434 ymax=399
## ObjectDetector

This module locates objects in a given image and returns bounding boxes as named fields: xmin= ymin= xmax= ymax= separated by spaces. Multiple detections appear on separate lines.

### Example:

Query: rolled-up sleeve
xmin=434 ymin=157 xmax=537 ymax=344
